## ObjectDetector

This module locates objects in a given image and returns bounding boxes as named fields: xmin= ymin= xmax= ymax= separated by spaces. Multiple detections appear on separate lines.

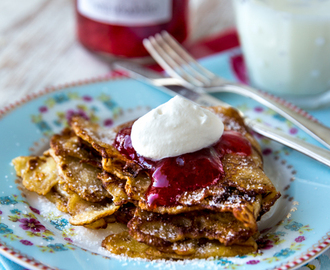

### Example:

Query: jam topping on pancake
xmin=114 ymin=126 xmax=252 ymax=207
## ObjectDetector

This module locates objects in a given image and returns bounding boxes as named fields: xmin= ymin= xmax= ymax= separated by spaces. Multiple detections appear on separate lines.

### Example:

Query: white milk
xmin=234 ymin=0 xmax=330 ymax=96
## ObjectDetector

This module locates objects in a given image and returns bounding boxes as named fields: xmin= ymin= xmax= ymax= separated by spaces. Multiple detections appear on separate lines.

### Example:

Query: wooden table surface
xmin=0 ymin=0 xmax=234 ymax=110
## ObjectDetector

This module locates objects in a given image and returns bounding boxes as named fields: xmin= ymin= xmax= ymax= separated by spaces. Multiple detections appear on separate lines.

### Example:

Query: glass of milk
xmin=233 ymin=0 xmax=330 ymax=108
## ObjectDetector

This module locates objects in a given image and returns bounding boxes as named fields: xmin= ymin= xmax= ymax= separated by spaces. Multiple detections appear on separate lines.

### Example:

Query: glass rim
xmin=233 ymin=0 xmax=330 ymax=20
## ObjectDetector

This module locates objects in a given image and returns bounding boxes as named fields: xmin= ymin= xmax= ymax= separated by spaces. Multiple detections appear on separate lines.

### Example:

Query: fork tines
xmin=143 ymin=31 xmax=217 ymax=87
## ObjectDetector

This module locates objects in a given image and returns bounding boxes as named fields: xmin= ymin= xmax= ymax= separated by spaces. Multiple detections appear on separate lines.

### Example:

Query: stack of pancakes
xmin=13 ymin=106 xmax=280 ymax=260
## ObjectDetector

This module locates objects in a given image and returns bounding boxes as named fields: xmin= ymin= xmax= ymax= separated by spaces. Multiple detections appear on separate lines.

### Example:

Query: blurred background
xmin=0 ymin=0 xmax=234 ymax=109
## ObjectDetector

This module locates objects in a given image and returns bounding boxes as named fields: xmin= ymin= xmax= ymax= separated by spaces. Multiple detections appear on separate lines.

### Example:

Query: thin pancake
xmin=44 ymin=182 xmax=73 ymax=213
xmin=128 ymin=207 xmax=257 ymax=247
xmin=102 ymin=231 xmax=257 ymax=260
xmin=138 ymin=187 xmax=262 ymax=230
xmin=67 ymin=193 xmax=119 ymax=226
xmin=70 ymin=116 xmax=141 ymax=175
xmin=97 ymin=171 xmax=128 ymax=206
xmin=50 ymin=128 xmax=102 ymax=168
xmin=50 ymin=149 xmax=111 ymax=202
xmin=12 ymin=154 xmax=60 ymax=196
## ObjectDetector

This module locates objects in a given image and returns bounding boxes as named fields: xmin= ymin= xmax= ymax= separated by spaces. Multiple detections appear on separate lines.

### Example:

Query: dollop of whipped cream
xmin=131 ymin=96 xmax=224 ymax=160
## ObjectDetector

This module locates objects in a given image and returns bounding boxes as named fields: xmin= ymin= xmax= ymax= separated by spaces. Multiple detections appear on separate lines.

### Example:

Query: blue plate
xmin=1 ymin=50 xmax=330 ymax=270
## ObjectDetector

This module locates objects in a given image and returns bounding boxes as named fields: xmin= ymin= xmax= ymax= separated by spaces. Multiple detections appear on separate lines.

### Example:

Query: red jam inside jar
xmin=114 ymin=125 xmax=252 ymax=208
xmin=75 ymin=0 xmax=189 ymax=58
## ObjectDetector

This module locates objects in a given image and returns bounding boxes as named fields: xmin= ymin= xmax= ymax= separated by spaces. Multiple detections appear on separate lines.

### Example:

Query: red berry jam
xmin=75 ymin=0 xmax=188 ymax=58
xmin=114 ymin=126 xmax=252 ymax=207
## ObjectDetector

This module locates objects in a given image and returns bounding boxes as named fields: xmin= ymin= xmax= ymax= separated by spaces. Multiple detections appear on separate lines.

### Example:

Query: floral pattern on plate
xmin=31 ymin=92 xmax=123 ymax=136
xmin=0 ymin=195 xmax=75 ymax=254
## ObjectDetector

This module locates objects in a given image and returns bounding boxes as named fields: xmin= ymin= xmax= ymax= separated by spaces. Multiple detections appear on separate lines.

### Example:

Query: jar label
xmin=77 ymin=0 xmax=172 ymax=26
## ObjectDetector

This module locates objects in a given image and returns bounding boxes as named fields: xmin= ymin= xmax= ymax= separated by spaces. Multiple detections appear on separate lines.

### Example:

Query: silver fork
xmin=143 ymin=31 xmax=330 ymax=149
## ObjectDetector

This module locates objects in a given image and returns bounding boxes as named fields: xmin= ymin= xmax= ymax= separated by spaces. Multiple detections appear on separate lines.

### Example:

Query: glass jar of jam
xmin=75 ymin=0 xmax=189 ymax=60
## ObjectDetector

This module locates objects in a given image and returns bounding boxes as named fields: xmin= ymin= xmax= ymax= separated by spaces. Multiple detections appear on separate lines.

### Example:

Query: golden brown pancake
xmin=102 ymin=231 xmax=258 ymax=260
xmin=128 ymin=207 xmax=257 ymax=247
xmin=13 ymin=105 xmax=280 ymax=260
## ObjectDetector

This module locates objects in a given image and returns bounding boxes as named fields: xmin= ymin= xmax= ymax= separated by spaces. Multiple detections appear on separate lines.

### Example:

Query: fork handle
xmin=246 ymin=119 xmax=330 ymax=167
xmin=208 ymin=83 xmax=330 ymax=149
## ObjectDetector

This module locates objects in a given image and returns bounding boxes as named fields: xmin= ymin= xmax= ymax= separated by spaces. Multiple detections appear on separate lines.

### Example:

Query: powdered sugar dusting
xmin=18 ymin=153 xmax=294 ymax=269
